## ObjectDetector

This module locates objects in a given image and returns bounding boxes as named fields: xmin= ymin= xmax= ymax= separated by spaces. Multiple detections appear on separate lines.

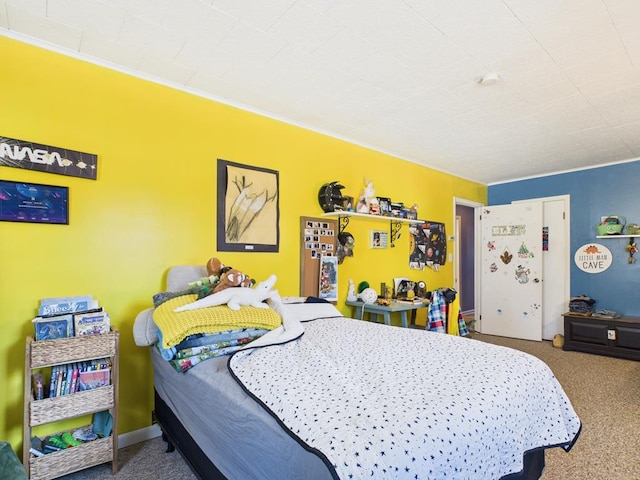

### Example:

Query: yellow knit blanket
xmin=153 ymin=294 xmax=282 ymax=348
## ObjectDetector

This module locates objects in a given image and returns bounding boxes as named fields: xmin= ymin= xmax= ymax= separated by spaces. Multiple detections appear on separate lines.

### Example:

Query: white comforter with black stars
xmin=228 ymin=303 xmax=581 ymax=480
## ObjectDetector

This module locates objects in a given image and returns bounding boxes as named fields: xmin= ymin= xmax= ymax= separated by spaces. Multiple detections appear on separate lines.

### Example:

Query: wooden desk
xmin=346 ymin=300 xmax=427 ymax=328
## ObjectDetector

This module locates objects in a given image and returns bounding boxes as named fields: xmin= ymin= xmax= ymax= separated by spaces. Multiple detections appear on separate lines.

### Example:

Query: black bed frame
xmin=154 ymin=390 xmax=225 ymax=480
xmin=153 ymin=389 xmax=545 ymax=480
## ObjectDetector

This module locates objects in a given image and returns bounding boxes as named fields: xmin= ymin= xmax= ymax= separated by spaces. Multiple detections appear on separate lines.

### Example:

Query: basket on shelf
xmin=596 ymin=215 xmax=626 ymax=235
xmin=29 ymin=437 xmax=113 ymax=480
xmin=626 ymin=223 xmax=640 ymax=235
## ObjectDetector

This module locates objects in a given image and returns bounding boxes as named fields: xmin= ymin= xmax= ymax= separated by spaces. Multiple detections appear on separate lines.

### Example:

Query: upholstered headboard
xmin=133 ymin=265 xmax=206 ymax=346
xmin=166 ymin=265 xmax=207 ymax=292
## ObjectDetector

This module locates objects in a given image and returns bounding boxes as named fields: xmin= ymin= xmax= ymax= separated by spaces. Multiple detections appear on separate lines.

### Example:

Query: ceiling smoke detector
xmin=478 ymin=72 xmax=500 ymax=86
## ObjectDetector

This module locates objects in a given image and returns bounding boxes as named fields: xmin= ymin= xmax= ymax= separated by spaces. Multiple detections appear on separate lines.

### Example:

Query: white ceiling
xmin=2 ymin=0 xmax=640 ymax=184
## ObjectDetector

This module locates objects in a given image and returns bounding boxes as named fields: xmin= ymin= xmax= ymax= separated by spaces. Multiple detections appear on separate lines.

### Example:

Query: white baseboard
xmin=118 ymin=424 xmax=162 ymax=449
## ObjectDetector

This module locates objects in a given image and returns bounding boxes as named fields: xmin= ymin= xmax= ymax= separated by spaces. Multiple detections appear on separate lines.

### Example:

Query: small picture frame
xmin=0 ymin=180 xmax=69 ymax=224
xmin=377 ymin=197 xmax=391 ymax=216
xmin=342 ymin=196 xmax=354 ymax=212
xmin=370 ymin=230 xmax=388 ymax=249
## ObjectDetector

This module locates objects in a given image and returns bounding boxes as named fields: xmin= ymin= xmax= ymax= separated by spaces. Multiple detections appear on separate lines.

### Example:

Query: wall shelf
xmin=321 ymin=211 xmax=423 ymax=247
xmin=596 ymin=235 xmax=637 ymax=239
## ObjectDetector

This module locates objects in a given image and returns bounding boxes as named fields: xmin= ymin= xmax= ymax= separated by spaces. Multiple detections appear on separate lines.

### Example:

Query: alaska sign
xmin=0 ymin=136 xmax=97 ymax=180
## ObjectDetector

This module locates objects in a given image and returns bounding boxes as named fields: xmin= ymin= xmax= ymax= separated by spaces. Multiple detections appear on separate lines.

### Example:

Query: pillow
xmin=133 ymin=308 xmax=158 ymax=346
xmin=282 ymin=302 xmax=344 ymax=323
xmin=304 ymin=296 xmax=331 ymax=303
xmin=280 ymin=296 xmax=308 ymax=304
xmin=166 ymin=265 xmax=207 ymax=292
xmin=153 ymin=294 xmax=282 ymax=348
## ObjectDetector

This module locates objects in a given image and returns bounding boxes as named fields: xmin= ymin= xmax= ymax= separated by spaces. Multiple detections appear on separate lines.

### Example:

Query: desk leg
xmin=383 ymin=313 xmax=391 ymax=326
xmin=400 ymin=312 xmax=408 ymax=328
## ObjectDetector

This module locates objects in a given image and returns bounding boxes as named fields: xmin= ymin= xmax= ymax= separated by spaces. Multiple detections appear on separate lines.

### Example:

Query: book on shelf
xmin=78 ymin=367 xmax=111 ymax=391
xmin=64 ymin=364 xmax=74 ymax=395
xmin=32 ymin=373 xmax=44 ymax=400
xmin=40 ymin=295 xmax=94 ymax=305
xmin=74 ymin=311 xmax=110 ymax=336
xmin=69 ymin=363 xmax=79 ymax=395
xmin=41 ymin=359 xmax=112 ymax=399
xmin=39 ymin=306 xmax=104 ymax=320
xmin=31 ymin=295 xmax=106 ymax=341
xmin=48 ymin=365 xmax=58 ymax=398
xmin=32 ymin=314 xmax=74 ymax=341
xmin=55 ymin=367 xmax=64 ymax=397
xmin=38 ymin=295 xmax=99 ymax=317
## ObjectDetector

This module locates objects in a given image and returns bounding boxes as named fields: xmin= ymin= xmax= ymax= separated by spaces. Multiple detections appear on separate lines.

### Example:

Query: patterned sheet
xmin=168 ymin=334 xmax=264 ymax=372
xmin=229 ymin=309 xmax=581 ymax=480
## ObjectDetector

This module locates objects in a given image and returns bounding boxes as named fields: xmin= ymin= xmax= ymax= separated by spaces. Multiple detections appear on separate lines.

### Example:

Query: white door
xmin=514 ymin=197 xmax=569 ymax=340
xmin=480 ymin=202 xmax=543 ymax=341
xmin=541 ymin=200 xmax=567 ymax=339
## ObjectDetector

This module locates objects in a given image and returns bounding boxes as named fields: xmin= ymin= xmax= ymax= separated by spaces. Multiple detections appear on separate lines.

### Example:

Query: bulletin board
xmin=300 ymin=216 xmax=338 ymax=297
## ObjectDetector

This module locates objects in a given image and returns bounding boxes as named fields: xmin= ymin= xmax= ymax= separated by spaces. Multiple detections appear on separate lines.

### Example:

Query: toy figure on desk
xmin=346 ymin=280 xmax=358 ymax=302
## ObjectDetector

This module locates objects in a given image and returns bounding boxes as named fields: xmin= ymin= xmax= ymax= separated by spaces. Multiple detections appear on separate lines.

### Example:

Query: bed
xmin=134 ymin=266 xmax=581 ymax=480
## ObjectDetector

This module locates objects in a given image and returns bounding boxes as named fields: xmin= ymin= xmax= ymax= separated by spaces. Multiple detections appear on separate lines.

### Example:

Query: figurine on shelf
xmin=625 ymin=239 xmax=637 ymax=264
xmin=318 ymin=181 xmax=348 ymax=213
xmin=344 ymin=196 xmax=354 ymax=212
xmin=369 ymin=197 xmax=380 ymax=215
xmin=357 ymin=179 xmax=375 ymax=214
xmin=408 ymin=204 xmax=418 ymax=220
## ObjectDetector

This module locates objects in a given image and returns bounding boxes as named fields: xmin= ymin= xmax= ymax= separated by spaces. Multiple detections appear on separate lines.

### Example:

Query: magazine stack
xmin=32 ymin=295 xmax=111 ymax=341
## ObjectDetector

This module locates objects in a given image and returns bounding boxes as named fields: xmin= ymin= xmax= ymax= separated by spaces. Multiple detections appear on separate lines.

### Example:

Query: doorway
xmin=455 ymin=195 xmax=570 ymax=340
xmin=453 ymin=198 xmax=482 ymax=323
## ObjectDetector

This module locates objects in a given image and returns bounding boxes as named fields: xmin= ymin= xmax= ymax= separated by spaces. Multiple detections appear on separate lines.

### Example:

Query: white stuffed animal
xmin=357 ymin=179 xmax=376 ymax=213
xmin=346 ymin=279 xmax=358 ymax=302
xmin=175 ymin=274 xmax=278 ymax=312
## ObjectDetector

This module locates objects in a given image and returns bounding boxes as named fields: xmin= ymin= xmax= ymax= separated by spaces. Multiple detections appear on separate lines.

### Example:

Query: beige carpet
xmin=472 ymin=333 xmax=640 ymax=480
xmin=60 ymin=334 xmax=640 ymax=480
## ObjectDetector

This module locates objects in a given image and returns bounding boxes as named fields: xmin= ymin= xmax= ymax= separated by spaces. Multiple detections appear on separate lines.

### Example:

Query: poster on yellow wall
xmin=408 ymin=221 xmax=447 ymax=270
xmin=217 ymin=159 xmax=279 ymax=252
xmin=0 ymin=135 xmax=98 ymax=179
xmin=319 ymin=255 xmax=338 ymax=301
xmin=0 ymin=180 xmax=69 ymax=224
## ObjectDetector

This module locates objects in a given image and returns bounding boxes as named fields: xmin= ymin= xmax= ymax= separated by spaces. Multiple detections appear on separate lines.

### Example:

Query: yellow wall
xmin=0 ymin=36 xmax=486 ymax=451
